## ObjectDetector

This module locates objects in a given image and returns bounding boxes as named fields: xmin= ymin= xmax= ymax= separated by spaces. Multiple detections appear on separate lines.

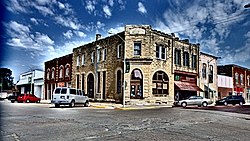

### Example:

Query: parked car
xmin=51 ymin=87 xmax=89 ymax=108
xmin=17 ymin=94 xmax=41 ymax=103
xmin=8 ymin=93 xmax=19 ymax=103
xmin=215 ymin=95 xmax=245 ymax=106
xmin=176 ymin=96 xmax=212 ymax=107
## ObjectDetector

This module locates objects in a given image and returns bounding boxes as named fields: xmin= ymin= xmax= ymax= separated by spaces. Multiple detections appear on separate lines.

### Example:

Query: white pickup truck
xmin=51 ymin=87 xmax=89 ymax=108
xmin=0 ymin=92 xmax=8 ymax=100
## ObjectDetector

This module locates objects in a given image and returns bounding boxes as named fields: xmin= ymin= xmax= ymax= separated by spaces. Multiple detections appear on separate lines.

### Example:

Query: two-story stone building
xmin=199 ymin=52 xmax=219 ymax=102
xmin=44 ymin=53 xmax=72 ymax=100
xmin=71 ymin=25 xmax=202 ymax=105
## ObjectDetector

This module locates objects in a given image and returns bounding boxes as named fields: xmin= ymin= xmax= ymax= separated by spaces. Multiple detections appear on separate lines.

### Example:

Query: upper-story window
xmin=134 ymin=42 xmax=141 ymax=56
xmin=192 ymin=54 xmax=197 ymax=69
xmin=97 ymin=49 xmax=101 ymax=62
xmin=235 ymin=73 xmax=239 ymax=84
xmin=46 ymin=69 xmax=50 ymax=80
xmin=51 ymin=68 xmax=55 ymax=79
xmin=183 ymin=52 xmax=189 ymax=67
xmin=240 ymin=74 xmax=244 ymax=85
xmin=91 ymin=51 xmax=95 ymax=63
xmin=247 ymin=75 xmax=250 ymax=86
xmin=65 ymin=65 xmax=70 ymax=77
xmin=76 ymin=56 xmax=80 ymax=66
xmin=117 ymin=44 xmax=121 ymax=58
xmin=156 ymin=45 xmax=166 ymax=60
xmin=174 ymin=49 xmax=181 ymax=65
xmin=209 ymin=65 xmax=213 ymax=83
xmin=81 ymin=54 xmax=85 ymax=65
xmin=202 ymin=63 xmax=207 ymax=79
xmin=103 ymin=48 xmax=107 ymax=61
xmin=59 ymin=66 xmax=63 ymax=78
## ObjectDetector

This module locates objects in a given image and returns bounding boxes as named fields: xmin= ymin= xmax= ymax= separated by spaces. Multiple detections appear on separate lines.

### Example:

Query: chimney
xmin=96 ymin=34 xmax=101 ymax=41
xmin=171 ymin=33 xmax=175 ymax=37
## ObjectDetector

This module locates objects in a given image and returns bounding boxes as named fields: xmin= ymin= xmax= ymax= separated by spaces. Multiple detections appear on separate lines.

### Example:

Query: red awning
xmin=174 ymin=81 xmax=203 ymax=92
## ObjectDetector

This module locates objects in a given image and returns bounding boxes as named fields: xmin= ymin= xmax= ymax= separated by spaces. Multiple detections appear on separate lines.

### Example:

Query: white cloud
xmin=74 ymin=31 xmax=86 ymax=38
xmin=54 ymin=16 xmax=81 ymax=30
xmin=138 ymin=2 xmax=147 ymax=14
xmin=103 ymin=5 xmax=112 ymax=17
xmin=58 ymin=1 xmax=65 ymax=9
xmin=63 ymin=30 xmax=73 ymax=39
xmin=96 ymin=21 xmax=105 ymax=29
xmin=30 ymin=18 xmax=39 ymax=25
xmin=85 ymin=0 xmax=96 ymax=14
xmin=108 ymin=26 xmax=124 ymax=34
xmin=5 ymin=0 xmax=29 ymax=13
xmin=109 ymin=0 xmax=114 ymax=7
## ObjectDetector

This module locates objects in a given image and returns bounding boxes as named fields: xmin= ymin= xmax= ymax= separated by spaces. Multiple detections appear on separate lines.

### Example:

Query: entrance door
xmin=130 ymin=81 xmax=142 ymax=99
xmin=87 ymin=73 xmax=94 ymax=98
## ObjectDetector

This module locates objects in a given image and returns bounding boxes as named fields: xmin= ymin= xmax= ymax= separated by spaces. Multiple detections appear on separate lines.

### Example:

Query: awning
xmin=174 ymin=81 xmax=203 ymax=92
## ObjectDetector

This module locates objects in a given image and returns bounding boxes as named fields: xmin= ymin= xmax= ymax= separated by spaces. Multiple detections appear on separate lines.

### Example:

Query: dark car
xmin=215 ymin=95 xmax=245 ymax=106
xmin=8 ymin=93 xmax=19 ymax=103
xmin=17 ymin=94 xmax=41 ymax=103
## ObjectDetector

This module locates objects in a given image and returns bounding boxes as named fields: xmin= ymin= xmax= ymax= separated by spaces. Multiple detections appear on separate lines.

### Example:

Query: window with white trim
xmin=51 ymin=68 xmax=55 ymax=79
xmin=46 ymin=69 xmax=50 ymax=80
xmin=240 ymin=74 xmax=244 ymax=85
xmin=103 ymin=48 xmax=107 ymax=61
xmin=59 ymin=66 xmax=63 ymax=78
xmin=76 ymin=56 xmax=80 ymax=66
xmin=117 ymin=44 xmax=121 ymax=58
xmin=183 ymin=52 xmax=189 ymax=67
xmin=81 ymin=54 xmax=85 ymax=65
xmin=247 ymin=75 xmax=250 ymax=86
xmin=156 ymin=45 xmax=166 ymax=60
xmin=91 ymin=51 xmax=95 ymax=63
xmin=235 ymin=73 xmax=239 ymax=84
xmin=97 ymin=49 xmax=101 ymax=62
xmin=134 ymin=42 xmax=141 ymax=56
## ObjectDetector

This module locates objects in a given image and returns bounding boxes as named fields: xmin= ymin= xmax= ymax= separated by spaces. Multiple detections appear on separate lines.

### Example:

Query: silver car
xmin=177 ymin=96 xmax=212 ymax=107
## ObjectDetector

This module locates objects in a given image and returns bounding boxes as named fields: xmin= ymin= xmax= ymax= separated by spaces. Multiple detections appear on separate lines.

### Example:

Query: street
xmin=1 ymin=100 xmax=250 ymax=141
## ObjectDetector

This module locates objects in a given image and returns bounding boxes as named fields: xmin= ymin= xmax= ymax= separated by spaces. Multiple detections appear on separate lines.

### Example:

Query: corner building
xmin=72 ymin=25 xmax=201 ymax=106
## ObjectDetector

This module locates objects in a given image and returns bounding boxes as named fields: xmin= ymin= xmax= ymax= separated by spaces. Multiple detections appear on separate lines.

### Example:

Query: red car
xmin=17 ymin=94 xmax=41 ymax=103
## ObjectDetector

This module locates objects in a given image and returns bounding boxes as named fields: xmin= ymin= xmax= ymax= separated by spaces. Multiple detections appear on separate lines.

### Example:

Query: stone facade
xmin=199 ymin=52 xmax=219 ymax=102
xmin=71 ymin=25 xmax=201 ymax=106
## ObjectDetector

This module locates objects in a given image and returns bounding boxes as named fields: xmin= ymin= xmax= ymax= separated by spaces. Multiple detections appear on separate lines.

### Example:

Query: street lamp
xmin=108 ymin=32 xmax=126 ymax=108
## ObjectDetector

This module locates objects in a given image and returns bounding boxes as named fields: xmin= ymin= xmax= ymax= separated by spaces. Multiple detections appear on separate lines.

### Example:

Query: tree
xmin=0 ymin=68 xmax=14 ymax=90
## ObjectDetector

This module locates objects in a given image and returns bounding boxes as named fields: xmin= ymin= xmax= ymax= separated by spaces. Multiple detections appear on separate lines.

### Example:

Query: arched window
xmin=235 ymin=73 xmax=239 ymax=84
xmin=209 ymin=65 xmax=213 ymax=83
xmin=59 ymin=65 xmax=64 ymax=78
xmin=65 ymin=64 xmax=70 ymax=77
xmin=247 ymin=75 xmax=250 ymax=86
xmin=117 ymin=70 xmax=122 ymax=93
xmin=240 ymin=74 xmax=244 ymax=85
xmin=46 ymin=69 xmax=50 ymax=80
xmin=202 ymin=63 xmax=207 ymax=79
xmin=51 ymin=68 xmax=55 ymax=79
xmin=152 ymin=71 xmax=169 ymax=95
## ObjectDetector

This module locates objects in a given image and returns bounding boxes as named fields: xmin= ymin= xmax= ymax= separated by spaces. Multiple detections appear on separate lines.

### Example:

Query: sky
xmin=1 ymin=0 xmax=250 ymax=83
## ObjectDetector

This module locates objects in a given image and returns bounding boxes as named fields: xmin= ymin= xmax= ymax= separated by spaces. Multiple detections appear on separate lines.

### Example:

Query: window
xmin=209 ymin=65 xmax=213 ymax=83
xmin=156 ymin=45 xmax=166 ymax=60
xmin=76 ymin=74 xmax=80 ymax=89
xmin=192 ymin=54 xmax=197 ymax=69
xmin=51 ymin=68 xmax=55 ymax=79
xmin=117 ymin=70 xmax=122 ymax=93
xmin=202 ymin=63 xmax=207 ymax=79
xmin=97 ymin=49 xmax=101 ymax=62
xmin=47 ymin=69 xmax=50 ymax=80
xmin=91 ymin=51 xmax=95 ymax=63
xmin=65 ymin=66 xmax=70 ymax=77
xmin=174 ymin=49 xmax=181 ymax=65
xmin=70 ymin=89 xmax=77 ymax=95
xmin=97 ymin=72 xmax=101 ymax=93
xmin=82 ymin=54 xmax=85 ymax=65
xmin=240 ymin=74 xmax=244 ymax=85
xmin=152 ymin=71 xmax=169 ymax=95
xmin=59 ymin=66 xmax=63 ymax=78
xmin=81 ymin=74 xmax=84 ymax=91
xmin=183 ymin=52 xmax=189 ymax=67
xmin=117 ymin=44 xmax=121 ymax=58
xmin=235 ymin=73 xmax=239 ymax=84
xmin=247 ymin=76 xmax=250 ymax=86
xmin=134 ymin=42 xmax=141 ymax=56
xmin=103 ymin=48 xmax=107 ymax=61
xmin=76 ymin=56 xmax=80 ymax=66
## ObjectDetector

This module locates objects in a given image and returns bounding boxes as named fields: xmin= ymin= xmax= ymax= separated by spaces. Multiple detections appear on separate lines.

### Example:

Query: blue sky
xmin=1 ymin=0 xmax=250 ymax=83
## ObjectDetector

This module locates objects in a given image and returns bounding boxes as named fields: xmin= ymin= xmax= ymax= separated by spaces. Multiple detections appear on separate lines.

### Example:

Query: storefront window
xmin=152 ymin=71 xmax=169 ymax=95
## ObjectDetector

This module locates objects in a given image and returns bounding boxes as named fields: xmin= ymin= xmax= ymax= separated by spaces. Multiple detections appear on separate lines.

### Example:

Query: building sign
xmin=129 ymin=28 xmax=146 ymax=35
xmin=58 ymin=82 xmax=65 ymax=87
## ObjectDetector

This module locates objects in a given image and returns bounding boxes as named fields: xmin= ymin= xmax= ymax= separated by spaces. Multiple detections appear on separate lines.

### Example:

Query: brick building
xmin=218 ymin=64 xmax=250 ymax=101
xmin=198 ymin=52 xmax=219 ymax=102
xmin=71 ymin=25 xmax=201 ymax=105
xmin=44 ymin=53 xmax=72 ymax=100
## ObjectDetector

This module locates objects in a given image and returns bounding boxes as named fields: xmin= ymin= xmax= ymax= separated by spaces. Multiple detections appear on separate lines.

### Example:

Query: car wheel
xmin=69 ymin=100 xmax=75 ymax=107
xmin=11 ymin=100 xmax=15 ymax=103
xmin=239 ymin=101 xmax=243 ymax=106
xmin=202 ymin=102 xmax=208 ymax=107
xmin=84 ymin=101 xmax=89 ymax=107
xmin=37 ymin=100 xmax=40 ymax=103
xmin=181 ymin=102 xmax=187 ymax=107
xmin=224 ymin=102 xmax=228 ymax=106
xmin=26 ymin=99 xmax=30 ymax=103
xmin=55 ymin=104 xmax=60 ymax=108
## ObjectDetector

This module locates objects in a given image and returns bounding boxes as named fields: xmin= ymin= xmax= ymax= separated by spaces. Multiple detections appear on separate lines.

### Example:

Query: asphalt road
xmin=1 ymin=100 xmax=250 ymax=141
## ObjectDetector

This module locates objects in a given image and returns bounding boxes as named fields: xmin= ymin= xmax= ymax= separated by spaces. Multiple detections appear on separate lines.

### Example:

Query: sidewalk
xmin=41 ymin=100 xmax=172 ymax=110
